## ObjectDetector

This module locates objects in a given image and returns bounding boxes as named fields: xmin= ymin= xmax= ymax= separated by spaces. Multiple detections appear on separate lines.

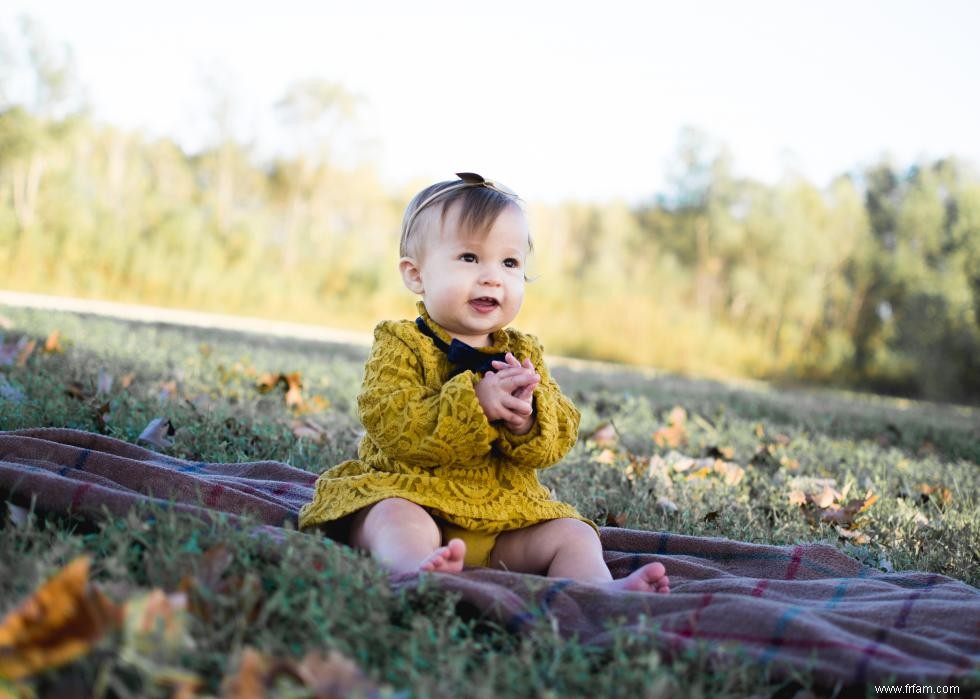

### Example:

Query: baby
xmin=299 ymin=173 xmax=669 ymax=594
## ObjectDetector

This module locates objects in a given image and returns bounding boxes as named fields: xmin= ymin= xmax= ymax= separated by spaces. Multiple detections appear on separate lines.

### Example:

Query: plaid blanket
xmin=2 ymin=427 xmax=978 ymax=688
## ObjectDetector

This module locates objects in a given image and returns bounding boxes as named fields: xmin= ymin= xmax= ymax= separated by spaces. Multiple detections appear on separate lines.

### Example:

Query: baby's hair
xmin=399 ymin=174 xmax=533 ymax=260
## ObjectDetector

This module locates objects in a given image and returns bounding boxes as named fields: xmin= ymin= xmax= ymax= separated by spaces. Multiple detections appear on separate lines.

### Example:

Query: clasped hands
xmin=474 ymin=352 xmax=539 ymax=435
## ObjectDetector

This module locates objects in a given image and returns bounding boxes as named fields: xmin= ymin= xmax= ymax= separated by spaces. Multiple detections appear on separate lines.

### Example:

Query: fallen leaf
xmin=283 ymin=372 xmax=304 ymax=409
xmin=43 ymin=331 xmax=62 ymax=353
xmin=653 ymin=407 xmax=687 ymax=448
xmin=704 ymin=445 xmax=735 ymax=460
xmin=812 ymin=485 xmax=838 ymax=509
xmin=0 ymin=376 xmax=25 ymax=403
xmin=294 ymin=394 xmax=330 ymax=416
xmin=779 ymin=456 xmax=800 ymax=470
xmin=120 ymin=590 xmax=201 ymax=696
xmin=918 ymin=483 xmax=953 ymax=506
xmin=787 ymin=490 xmax=807 ymax=507
xmin=178 ymin=544 xmax=235 ymax=624
xmin=138 ymin=418 xmax=176 ymax=449
xmin=292 ymin=419 xmax=329 ymax=443
xmin=15 ymin=339 xmax=36 ymax=368
xmin=588 ymin=423 xmax=618 ymax=448
xmin=158 ymin=380 xmax=178 ymax=402
xmin=5 ymin=502 xmax=30 ymax=528
xmin=835 ymin=526 xmax=870 ymax=545
xmin=655 ymin=496 xmax=679 ymax=514
xmin=604 ymin=512 xmax=628 ymax=527
xmin=96 ymin=369 xmax=113 ymax=396
xmin=0 ymin=557 xmax=122 ymax=680
xmin=119 ymin=373 xmax=135 ymax=390
xmin=296 ymin=649 xmax=384 ymax=699
xmin=222 ymin=647 xmax=269 ymax=699
xmin=64 ymin=381 xmax=87 ymax=400
xmin=592 ymin=448 xmax=617 ymax=465
xmin=257 ymin=372 xmax=312 ymax=412
xmin=754 ymin=423 xmax=766 ymax=439
xmin=94 ymin=401 xmax=112 ymax=433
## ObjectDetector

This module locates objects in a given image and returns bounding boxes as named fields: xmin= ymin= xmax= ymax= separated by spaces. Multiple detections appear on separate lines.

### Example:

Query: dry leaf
xmin=592 ymin=448 xmax=617 ymax=465
xmin=604 ymin=512 xmax=628 ymax=528
xmin=292 ymin=419 xmax=329 ymax=443
xmin=138 ymin=418 xmax=176 ymax=449
xmin=95 ymin=401 xmax=112 ymax=433
xmin=119 ymin=373 xmax=135 ymax=390
xmin=0 ymin=376 xmax=25 ymax=403
xmin=96 ymin=369 xmax=113 ymax=396
xmin=284 ymin=372 xmax=304 ymax=409
xmin=64 ymin=381 xmax=87 ymax=400
xmin=222 ymin=647 xmax=269 ymax=699
xmin=835 ymin=526 xmax=870 ymax=544
xmin=655 ymin=496 xmax=679 ymax=514
xmin=294 ymin=394 xmax=330 ymax=416
xmin=919 ymin=483 xmax=953 ymax=506
xmin=120 ymin=590 xmax=201 ymax=696
xmin=588 ymin=423 xmax=618 ymax=448
xmin=296 ymin=649 xmax=383 ymax=699
xmin=787 ymin=490 xmax=807 ymax=507
xmin=652 ymin=407 xmax=687 ymax=448
xmin=705 ymin=445 xmax=735 ymax=460
xmin=43 ymin=331 xmax=62 ymax=353
xmin=0 ymin=557 xmax=122 ymax=680
xmin=812 ymin=485 xmax=839 ymax=509
xmin=15 ymin=339 xmax=36 ymax=368
xmin=122 ymin=590 xmax=193 ymax=658
xmin=158 ymin=380 xmax=178 ymax=402
xmin=5 ymin=502 xmax=30 ymax=528
xmin=178 ymin=544 xmax=235 ymax=624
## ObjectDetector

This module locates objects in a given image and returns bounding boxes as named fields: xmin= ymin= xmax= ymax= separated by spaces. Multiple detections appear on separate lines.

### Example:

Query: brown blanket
xmin=2 ymin=428 xmax=978 ymax=688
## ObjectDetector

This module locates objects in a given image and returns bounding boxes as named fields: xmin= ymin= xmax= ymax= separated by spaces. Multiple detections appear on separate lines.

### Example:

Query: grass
xmin=1 ymin=305 xmax=978 ymax=698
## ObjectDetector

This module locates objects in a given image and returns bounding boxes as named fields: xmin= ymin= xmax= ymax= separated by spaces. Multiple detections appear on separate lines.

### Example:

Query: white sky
xmin=2 ymin=0 xmax=979 ymax=203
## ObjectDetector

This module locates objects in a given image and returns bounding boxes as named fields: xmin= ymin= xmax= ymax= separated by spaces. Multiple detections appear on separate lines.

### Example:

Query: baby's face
xmin=410 ymin=202 xmax=530 ymax=348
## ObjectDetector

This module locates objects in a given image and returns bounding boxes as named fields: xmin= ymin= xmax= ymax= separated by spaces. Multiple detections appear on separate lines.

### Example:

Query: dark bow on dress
xmin=415 ymin=317 xmax=508 ymax=377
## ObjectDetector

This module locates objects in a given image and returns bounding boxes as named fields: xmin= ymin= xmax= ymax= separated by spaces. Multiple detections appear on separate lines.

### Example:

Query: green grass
xmin=1 ymin=306 xmax=978 ymax=698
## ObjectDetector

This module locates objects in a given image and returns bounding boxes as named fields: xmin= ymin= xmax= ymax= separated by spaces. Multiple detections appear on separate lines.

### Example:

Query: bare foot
xmin=418 ymin=538 xmax=467 ymax=574
xmin=606 ymin=562 xmax=670 ymax=594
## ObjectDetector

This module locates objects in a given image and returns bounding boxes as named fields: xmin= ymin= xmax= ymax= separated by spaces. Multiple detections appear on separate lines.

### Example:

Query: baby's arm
xmin=357 ymin=325 xmax=496 ymax=468
xmin=490 ymin=340 xmax=581 ymax=469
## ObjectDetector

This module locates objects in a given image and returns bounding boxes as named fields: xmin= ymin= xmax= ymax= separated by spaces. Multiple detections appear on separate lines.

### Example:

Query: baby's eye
xmin=459 ymin=253 xmax=477 ymax=263
xmin=503 ymin=258 xmax=521 ymax=269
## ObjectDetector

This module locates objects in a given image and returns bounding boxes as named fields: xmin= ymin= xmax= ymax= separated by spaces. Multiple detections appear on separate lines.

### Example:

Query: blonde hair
xmin=399 ymin=177 xmax=531 ymax=259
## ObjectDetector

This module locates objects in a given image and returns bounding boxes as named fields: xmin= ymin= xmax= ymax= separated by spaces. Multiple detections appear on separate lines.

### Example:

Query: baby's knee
xmin=550 ymin=517 xmax=600 ymax=544
xmin=351 ymin=498 xmax=439 ymax=547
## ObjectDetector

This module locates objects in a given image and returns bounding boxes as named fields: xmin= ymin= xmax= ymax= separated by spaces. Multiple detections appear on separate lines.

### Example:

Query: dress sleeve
xmin=493 ymin=337 xmax=581 ymax=469
xmin=357 ymin=325 xmax=497 ymax=469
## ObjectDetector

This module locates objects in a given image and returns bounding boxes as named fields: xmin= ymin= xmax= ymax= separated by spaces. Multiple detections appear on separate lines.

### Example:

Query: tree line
xmin=1 ymin=18 xmax=978 ymax=403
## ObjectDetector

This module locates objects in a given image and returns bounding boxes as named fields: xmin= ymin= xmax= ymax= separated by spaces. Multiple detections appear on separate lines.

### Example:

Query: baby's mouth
xmin=470 ymin=297 xmax=499 ymax=311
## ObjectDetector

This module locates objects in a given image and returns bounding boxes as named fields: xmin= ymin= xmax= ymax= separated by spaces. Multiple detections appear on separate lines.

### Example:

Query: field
xmin=1 ymin=305 xmax=979 ymax=698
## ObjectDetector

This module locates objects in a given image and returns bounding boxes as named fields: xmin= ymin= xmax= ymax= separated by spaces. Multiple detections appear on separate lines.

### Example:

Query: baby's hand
xmin=478 ymin=353 xmax=539 ymax=434
xmin=490 ymin=353 xmax=538 ymax=401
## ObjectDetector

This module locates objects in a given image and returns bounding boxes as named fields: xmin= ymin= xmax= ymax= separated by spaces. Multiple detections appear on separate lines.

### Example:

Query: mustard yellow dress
xmin=298 ymin=301 xmax=595 ymax=565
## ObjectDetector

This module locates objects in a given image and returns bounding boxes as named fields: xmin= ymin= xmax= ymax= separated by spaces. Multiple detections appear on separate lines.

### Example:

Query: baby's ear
xmin=399 ymin=257 xmax=424 ymax=294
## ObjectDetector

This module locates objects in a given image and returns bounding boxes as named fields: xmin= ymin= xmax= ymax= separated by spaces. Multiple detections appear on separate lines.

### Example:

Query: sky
xmin=2 ymin=0 xmax=979 ymax=204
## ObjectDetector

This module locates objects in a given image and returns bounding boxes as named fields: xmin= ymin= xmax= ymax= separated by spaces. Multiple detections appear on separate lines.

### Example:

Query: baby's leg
xmin=489 ymin=518 xmax=670 ymax=594
xmin=348 ymin=498 xmax=466 ymax=576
